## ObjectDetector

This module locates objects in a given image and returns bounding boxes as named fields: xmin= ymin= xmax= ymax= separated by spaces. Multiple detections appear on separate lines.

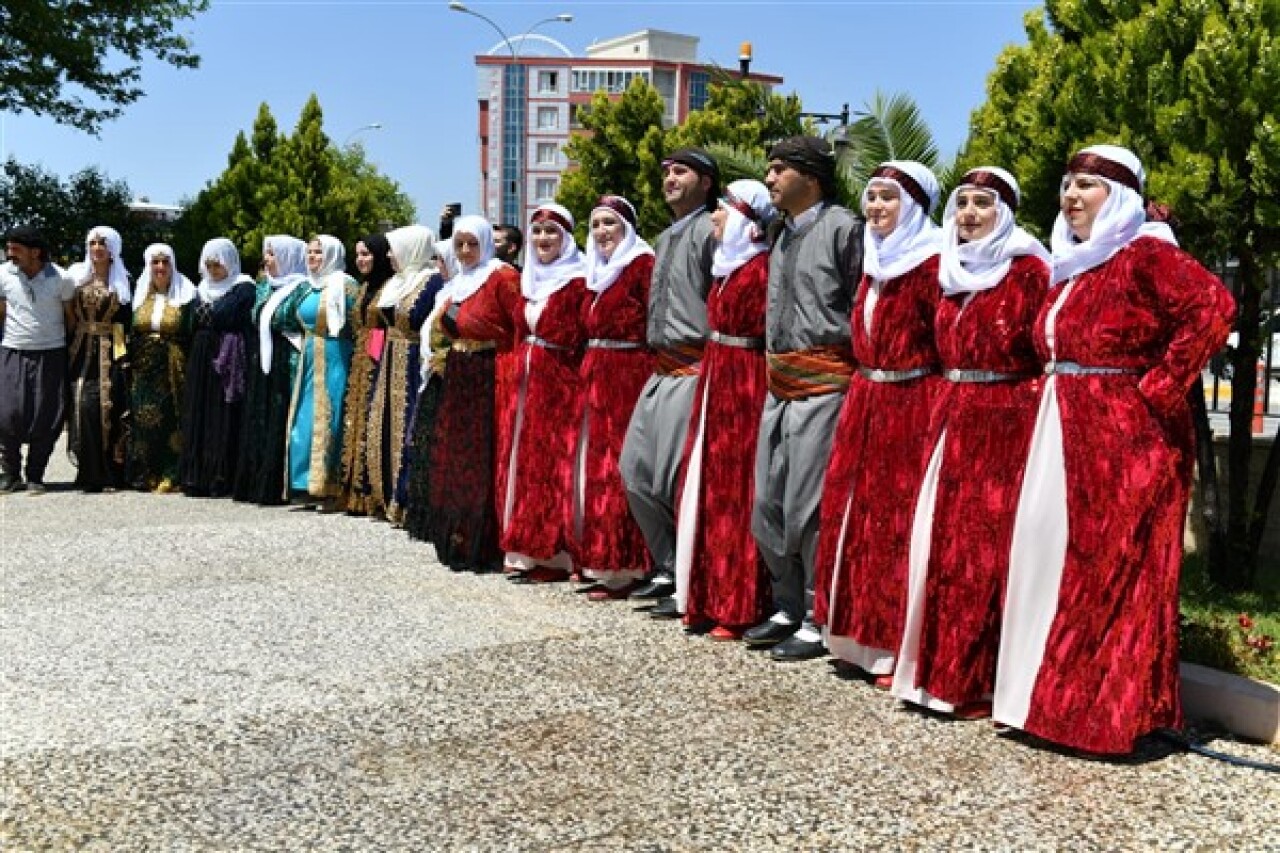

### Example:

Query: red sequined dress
xmin=575 ymin=255 xmax=655 ymax=579
xmin=815 ymin=255 xmax=942 ymax=674
xmin=994 ymin=236 xmax=1235 ymax=755
xmin=673 ymin=252 xmax=771 ymax=629
xmin=499 ymin=279 xmax=590 ymax=567
xmin=890 ymin=255 xmax=1049 ymax=711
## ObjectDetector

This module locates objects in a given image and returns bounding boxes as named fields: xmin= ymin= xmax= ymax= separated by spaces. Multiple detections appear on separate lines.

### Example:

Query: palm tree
xmin=836 ymin=91 xmax=955 ymax=213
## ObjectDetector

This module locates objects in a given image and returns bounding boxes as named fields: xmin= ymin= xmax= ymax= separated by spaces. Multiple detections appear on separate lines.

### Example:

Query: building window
xmin=569 ymin=103 xmax=584 ymax=129
xmin=536 ymin=142 xmax=559 ymax=166
xmin=537 ymin=70 xmax=559 ymax=94
xmin=570 ymin=68 xmax=651 ymax=94
xmin=535 ymin=178 xmax=558 ymax=201
xmin=536 ymin=106 xmax=559 ymax=129
xmin=689 ymin=71 xmax=710 ymax=112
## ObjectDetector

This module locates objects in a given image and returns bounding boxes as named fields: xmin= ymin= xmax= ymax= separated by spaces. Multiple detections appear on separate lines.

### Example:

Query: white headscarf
xmin=380 ymin=225 xmax=438 ymax=308
xmin=447 ymin=215 xmax=505 ymax=304
xmin=585 ymin=197 xmax=654 ymax=294
xmin=69 ymin=225 xmax=132 ymax=304
xmin=1049 ymin=144 xmax=1178 ymax=285
xmin=521 ymin=203 xmax=586 ymax=302
xmin=258 ymin=234 xmax=309 ymax=374
xmin=134 ymin=243 xmax=196 ymax=308
xmin=307 ymin=234 xmax=350 ymax=335
xmin=939 ymin=167 xmax=1051 ymax=296
xmin=197 ymin=238 xmax=253 ymax=303
xmin=861 ymin=161 xmax=943 ymax=281
xmin=435 ymin=239 xmax=459 ymax=281
xmin=712 ymin=179 xmax=776 ymax=278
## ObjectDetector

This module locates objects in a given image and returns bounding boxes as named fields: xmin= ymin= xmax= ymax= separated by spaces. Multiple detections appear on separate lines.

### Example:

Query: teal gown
xmin=287 ymin=278 xmax=357 ymax=497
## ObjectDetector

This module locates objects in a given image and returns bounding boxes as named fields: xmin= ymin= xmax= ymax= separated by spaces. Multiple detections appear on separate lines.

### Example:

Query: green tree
xmin=1 ymin=0 xmax=208 ymax=134
xmin=558 ymin=77 xmax=811 ymax=241
xmin=962 ymin=0 xmax=1280 ymax=587
xmin=840 ymin=91 xmax=948 ymax=208
xmin=558 ymin=81 xmax=668 ymax=241
xmin=0 ymin=157 xmax=153 ymax=269
xmin=171 ymin=98 xmax=414 ymax=277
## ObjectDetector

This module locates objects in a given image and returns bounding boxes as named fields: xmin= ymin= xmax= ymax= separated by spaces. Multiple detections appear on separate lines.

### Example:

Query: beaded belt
xmin=1044 ymin=361 xmax=1139 ymax=376
xmin=655 ymin=344 xmax=704 ymax=377
xmin=858 ymin=366 xmax=936 ymax=383
xmin=524 ymin=335 xmax=570 ymax=352
xmin=944 ymin=369 xmax=1031 ymax=383
xmin=587 ymin=338 xmax=644 ymax=350
xmin=710 ymin=331 xmax=764 ymax=350
xmin=451 ymin=339 xmax=497 ymax=353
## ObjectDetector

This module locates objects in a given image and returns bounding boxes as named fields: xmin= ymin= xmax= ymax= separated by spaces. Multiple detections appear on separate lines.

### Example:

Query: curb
xmin=1181 ymin=662 xmax=1280 ymax=744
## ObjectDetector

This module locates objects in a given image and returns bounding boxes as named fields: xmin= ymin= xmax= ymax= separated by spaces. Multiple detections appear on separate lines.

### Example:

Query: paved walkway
xmin=2 ymin=454 xmax=1277 ymax=851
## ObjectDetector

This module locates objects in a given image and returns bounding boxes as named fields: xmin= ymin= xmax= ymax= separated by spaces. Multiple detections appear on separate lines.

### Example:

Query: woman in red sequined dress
xmin=672 ymin=180 xmax=775 ymax=637
xmin=426 ymin=216 xmax=521 ymax=572
xmin=815 ymin=161 xmax=944 ymax=677
xmin=889 ymin=168 xmax=1050 ymax=717
xmin=574 ymin=196 xmax=656 ymax=598
xmin=994 ymin=145 xmax=1235 ymax=755
xmin=499 ymin=204 xmax=590 ymax=580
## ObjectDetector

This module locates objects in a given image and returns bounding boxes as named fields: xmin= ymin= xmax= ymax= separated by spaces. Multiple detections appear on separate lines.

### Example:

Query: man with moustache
xmin=620 ymin=148 xmax=719 ymax=613
xmin=746 ymin=136 xmax=863 ymax=660
xmin=0 ymin=226 xmax=77 ymax=494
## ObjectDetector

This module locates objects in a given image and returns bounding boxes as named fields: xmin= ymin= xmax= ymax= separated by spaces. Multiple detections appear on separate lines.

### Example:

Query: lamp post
xmin=343 ymin=122 xmax=383 ymax=148
xmin=449 ymin=1 xmax=572 ymax=225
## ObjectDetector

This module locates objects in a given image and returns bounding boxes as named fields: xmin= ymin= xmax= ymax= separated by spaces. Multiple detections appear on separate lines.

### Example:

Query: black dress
xmin=180 ymin=282 xmax=254 ymax=496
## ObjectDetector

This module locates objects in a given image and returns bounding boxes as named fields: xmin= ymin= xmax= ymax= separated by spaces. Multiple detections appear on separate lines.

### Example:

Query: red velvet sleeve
xmin=1134 ymin=239 xmax=1236 ymax=414
xmin=455 ymin=264 xmax=521 ymax=346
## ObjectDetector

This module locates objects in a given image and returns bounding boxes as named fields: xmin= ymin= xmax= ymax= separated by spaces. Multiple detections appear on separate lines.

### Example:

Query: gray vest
xmin=647 ymin=211 xmax=715 ymax=350
xmin=766 ymin=204 xmax=864 ymax=354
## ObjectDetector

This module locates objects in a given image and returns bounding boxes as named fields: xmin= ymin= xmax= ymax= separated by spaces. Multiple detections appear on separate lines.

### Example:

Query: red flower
xmin=1238 ymin=613 xmax=1255 ymax=630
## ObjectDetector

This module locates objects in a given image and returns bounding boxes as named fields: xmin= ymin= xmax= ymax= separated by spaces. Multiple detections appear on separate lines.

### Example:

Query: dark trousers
xmin=0 ymin=346 xmax=68 ymax=482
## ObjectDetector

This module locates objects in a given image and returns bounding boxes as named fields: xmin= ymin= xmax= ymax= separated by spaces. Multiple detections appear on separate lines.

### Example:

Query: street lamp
xmin=449 ymin=2 xmax=572 ymax=224
xmin=343 ymin=122 xmax=383 ymax=147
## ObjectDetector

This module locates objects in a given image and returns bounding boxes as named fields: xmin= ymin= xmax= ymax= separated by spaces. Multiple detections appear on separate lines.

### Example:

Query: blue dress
xmin=287 ymin=278 xmax=357 ymax=497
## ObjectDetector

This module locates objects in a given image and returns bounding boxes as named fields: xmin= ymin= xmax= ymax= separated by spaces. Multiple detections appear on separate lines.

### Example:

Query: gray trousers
xmin=0 ymin=346 xmax=68 ymax=482
xmin=619 ymin=373 xmax=699 ymax=577
xmin=750 ymin=392 xmax=844 ymax=623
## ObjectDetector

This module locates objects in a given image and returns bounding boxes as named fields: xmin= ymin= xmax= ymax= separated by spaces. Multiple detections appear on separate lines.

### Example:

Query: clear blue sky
xmin=2 ymin=0 xmax=1041 ymax=222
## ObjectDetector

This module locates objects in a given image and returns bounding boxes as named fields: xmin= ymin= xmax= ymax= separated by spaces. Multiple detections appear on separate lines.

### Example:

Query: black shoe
xmin=631 ymin=575 xmax=674 ymax=600
xmin=743 ymin=618 xmax=799 ymax=647
xmin=769 ymin=634 xmax=827 ymax=662
xmin=0 ymin=473 xmax=25 ymax=493
xmin=647 ymin=596 xmax=680 ymax=620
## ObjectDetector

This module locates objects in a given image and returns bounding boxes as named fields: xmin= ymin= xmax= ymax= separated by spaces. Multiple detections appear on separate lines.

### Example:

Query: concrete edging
xmin=1180 ymin=662 xmax=1280 ymax=744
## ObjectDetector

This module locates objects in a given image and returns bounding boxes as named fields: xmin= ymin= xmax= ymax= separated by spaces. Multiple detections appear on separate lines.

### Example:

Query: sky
xmin=3 ymin=0 xmax=1042 ymax=223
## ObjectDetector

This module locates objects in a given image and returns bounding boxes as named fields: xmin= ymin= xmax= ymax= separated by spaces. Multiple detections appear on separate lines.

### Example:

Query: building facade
xmin=470 ymin=29 xmax=783 ymax=226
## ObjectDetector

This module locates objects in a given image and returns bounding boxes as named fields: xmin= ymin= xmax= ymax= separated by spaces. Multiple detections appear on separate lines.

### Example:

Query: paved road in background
xmin=2 ymin=451 xmax=1277 ymax=851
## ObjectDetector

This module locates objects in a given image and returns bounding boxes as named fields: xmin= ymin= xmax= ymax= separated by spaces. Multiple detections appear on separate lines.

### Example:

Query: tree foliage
xmin=840 ymin=91 xmax=949 ymax=205
xmin=558 ymin=77 xmax=807 ymax=241
xmin=170 ymin=95 xmax=416 ymax=278
xmin=0 ymin=158 xmax=161 ymax=270
xmin=962 ymin=0 xmax=1280 ymax=586
xmin=1 ymin=0 xmax=209 ymax=134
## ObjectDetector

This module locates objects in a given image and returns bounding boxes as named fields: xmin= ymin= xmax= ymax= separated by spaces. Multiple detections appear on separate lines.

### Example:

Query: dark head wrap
xmin=768 ymin=136 xmax=839 ymax=199
xmin=356 ymin=232 xmax=395 ymax=313
xmin=663 ymin=147 xmax=721 ymax=212
xmin=5 ymin=225 xmax=51 ymax=261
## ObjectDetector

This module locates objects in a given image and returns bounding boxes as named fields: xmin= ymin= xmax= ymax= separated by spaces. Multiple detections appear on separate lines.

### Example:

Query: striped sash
xmin=766 ymin=346 xmax=856 ymax=400
xmin=655 ymin=343 xmax=704 ymax=377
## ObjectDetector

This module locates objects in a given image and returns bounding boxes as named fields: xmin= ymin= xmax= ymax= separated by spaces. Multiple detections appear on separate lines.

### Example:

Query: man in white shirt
xmin=0 ymin=226 xmax=76 ymax=493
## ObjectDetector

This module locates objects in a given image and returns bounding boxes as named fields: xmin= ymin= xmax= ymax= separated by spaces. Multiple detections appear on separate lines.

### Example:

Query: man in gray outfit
xmin=619 ymin=148 xmax=719 ymax=612
xmin=744 ymin=136 xmax=864 ymax=660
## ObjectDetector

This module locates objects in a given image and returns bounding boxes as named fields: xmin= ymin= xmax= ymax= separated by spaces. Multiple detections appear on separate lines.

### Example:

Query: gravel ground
xmin=2 ymin=452 xmax=1278 ymax=851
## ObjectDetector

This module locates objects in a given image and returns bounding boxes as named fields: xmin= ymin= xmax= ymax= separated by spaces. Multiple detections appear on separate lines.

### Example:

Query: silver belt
xmin=587 ymin=338 xmax=643 ymax=350
xmin=1044 ymin=361 xmax=1140 ymax=376
xmin=944 ymin=369 xmax=1031 ymax=383
xmin=710 ymin=331 xmax=764 ymax=350
xmin=524 ymin=335 xmax=570 ymax=351
xmin=858 ymin=366 xmax=935 ymax=383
